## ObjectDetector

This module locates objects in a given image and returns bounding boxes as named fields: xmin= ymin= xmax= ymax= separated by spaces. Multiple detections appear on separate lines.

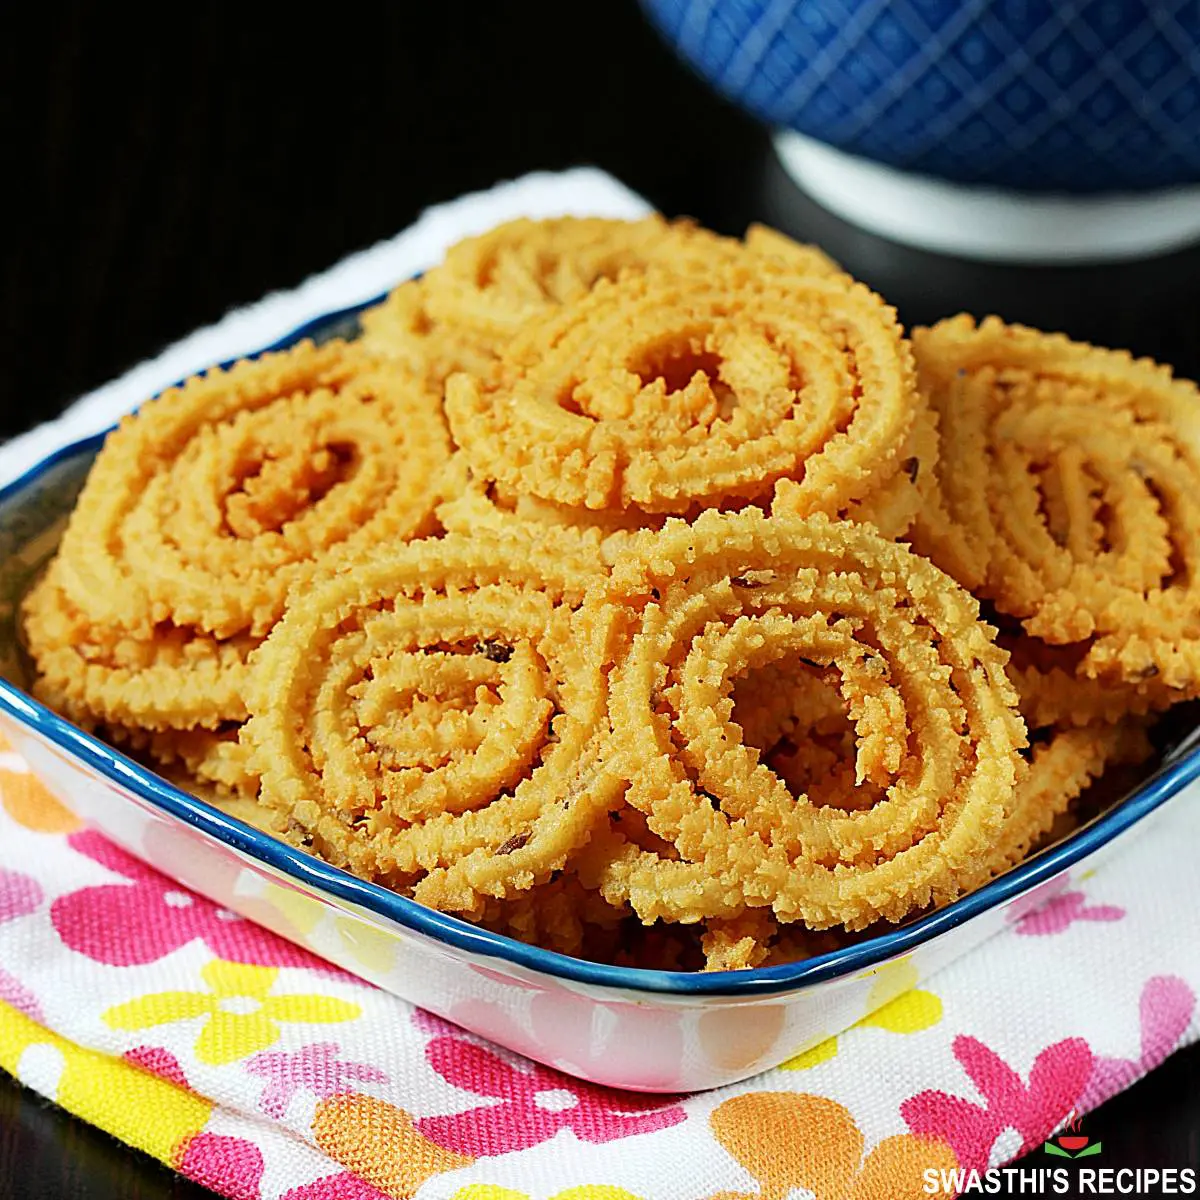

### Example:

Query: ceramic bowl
xmin=642 ymin=0 xmax=1200 ymax=260
xmin=2 ymin=298 xmax=1198 ymax=1091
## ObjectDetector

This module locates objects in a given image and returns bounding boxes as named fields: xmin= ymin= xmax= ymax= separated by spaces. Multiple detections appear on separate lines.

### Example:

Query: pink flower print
xmin=417 ymin=988 xmax=685 ymax=1093
xmin=0 ymin=969 xmax=44 ymax=1022
xmin=1082 ymin=976 xmax=1195 ymax=1109
xmin=415 ymin=1033 xmax=686 ymax=1156
xmin=1013 ymin=889 xmax=1124 ymax=937
xmin=53 ymin=830 xmax=324 ymax=969
xmin=123 ymin=1046 xmax=192 ymax=1090
xmin=245 ymin=1042 xmax=389 ymax=1120
xmin=0 ymin=867 xmax=41 ymax=924
xmin=281 ymin=1174 xmax=390 ymax=1200
xmin=902 ymin=1035 xmax=1093 ymax=1173
xmin=177 ymin=1133 xmax=264 ymax=1200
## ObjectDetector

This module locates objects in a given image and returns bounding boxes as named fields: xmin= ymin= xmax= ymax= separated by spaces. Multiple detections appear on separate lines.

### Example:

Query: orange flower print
xmin=0 ymin=765 xmax=80 ymax=834
xmin=312 ymin=1093 xmax=472 ymax=1199
xmin=705 ymin=1092 xmax=956 ymax=1200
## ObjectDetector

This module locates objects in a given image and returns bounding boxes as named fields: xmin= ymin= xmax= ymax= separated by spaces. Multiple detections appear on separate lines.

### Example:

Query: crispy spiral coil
xmin=579 ymin=507 xmax=1027 ymax=931
xmin=242 ymin=533 xmax=618 ymax=916
xmin=22 ymin=561 xmax=256 ymax=733
xmin=446 ymin=265 xmax=919 ymax=516
xmin=359 ymin=216 xmax=839 ymax=382
xmin=52 ymin=340 xmax=449 ymax=640
xmin=913 ymin=315 xmax=1200 ymax=698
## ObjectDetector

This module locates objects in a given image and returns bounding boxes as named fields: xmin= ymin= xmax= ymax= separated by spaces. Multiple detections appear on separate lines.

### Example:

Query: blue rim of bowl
xmin=3 ymin=296 xmax=1199 ymax=998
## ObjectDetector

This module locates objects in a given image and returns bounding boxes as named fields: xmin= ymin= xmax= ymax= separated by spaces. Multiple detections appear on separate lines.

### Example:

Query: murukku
xmin=913 ymin=315 xmax=1200 ymax=699
xmin=468 ymin=872 xmax=626 ymax=958
xmin=18 ymin=212 xmax=1185 ymax=973
xmin=357 ymin=277 xmax=498 ymax=385
xmin=999 ymin=626 xmax=1178 ymax=730
xmin=242 ymin=532 xmax=620 ymax=917
xmin=360 ymin=215 xmax=839 ymax=394
xmin=578 ymin=507 xmax=1027 ymax=931
xmin=446 ymin=264 xmax=919 ymax=517
xmin=52 ymin=340 xmax=449 ymax=640
xmin=996 ymin=720 xmax=1152 ymax=871
xmin=22 ymin=562 xmax=255 ymax=733
xmin=432 ymin=453 xmax=667 ymax=565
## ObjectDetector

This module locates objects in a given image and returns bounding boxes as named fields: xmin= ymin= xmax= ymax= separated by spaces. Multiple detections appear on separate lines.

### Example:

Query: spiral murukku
xmin=358 ymin=277 xmax=498 ymax=385
xmin=22 ymin=562 xmax=255 ymax=733
xmin=360 ymin=216 xmax=839 ymax=388
xmin=913 ymin=315 xmax=1200 ymax=700
xmin=242 ymin=533 xmax=619 ymax=916
xmin=432 ymin=453 xmax=664 ymax=566
xmin=19 ymin=214 xmax=1185 ymax=972
xmin=579 ymin=508 xmax=1027 ymax=931
xmin=446 ymin=264 xmax=919 ymax=517
xmin=998 ymin=720 xmax=1152 ymax=868
xmin=53 ymin=340 xmax=449 ymax=640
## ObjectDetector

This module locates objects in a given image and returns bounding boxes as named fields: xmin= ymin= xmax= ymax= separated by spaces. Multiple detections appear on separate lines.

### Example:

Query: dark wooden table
xmin=2 ymin=4 xmax=1199 ymax=1196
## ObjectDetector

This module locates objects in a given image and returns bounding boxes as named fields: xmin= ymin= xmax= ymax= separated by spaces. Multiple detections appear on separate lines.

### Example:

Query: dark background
xmin=1 ymin=3 xmax=1198 ymax=1196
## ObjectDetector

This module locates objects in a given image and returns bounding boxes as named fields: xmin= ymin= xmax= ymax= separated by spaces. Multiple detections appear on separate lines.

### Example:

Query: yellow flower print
xmin=781 ymin=958 xmax=942 ymax=1071
xmin=0 ymin=1000 xmax=211 ymax=1165
xmin=103 ymin=959 xmax=360 ymax=1065
xmin=452 ymin=1188 xmax=645 ymax=1200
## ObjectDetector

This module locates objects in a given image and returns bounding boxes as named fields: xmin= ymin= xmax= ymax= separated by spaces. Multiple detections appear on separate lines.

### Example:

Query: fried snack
xmin=22 ymin=561 xmax=256 ymax=732
xmin=19 ymin=213 xmax=1187 ymax=973
xmin=1001 ymin=627 xmax=1179 ymax=730
xmin=432 ymin=452 xmax=670 ymax=567
xmin=361 ymin=216 xmax=841 ymax=379
xmin=913 ymin=315 xmax=1200 ymax=702
xmin=242 ymin=532 xmax=619 ymax=917
xmin=1002 ymin=720 xmax=1153 ymax=865
xmin=469 ymin=872 xmax=627 ymax=958
xmin=358 ymin=277 xmax=498 ymax=386
xmin=701 ymin=910 xmax=778 ymax=971
xmin=51 ymin=340 xmax=449 ymax=641
xmin=446 ymin=263 xmax=920 ymax=518
xmin=579 ymin=507 xmax=1028 ymax=931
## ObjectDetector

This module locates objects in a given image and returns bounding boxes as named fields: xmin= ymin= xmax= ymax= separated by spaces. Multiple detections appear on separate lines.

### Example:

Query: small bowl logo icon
xmin=1045 ymin=1111 xmax=1102 ymax=1159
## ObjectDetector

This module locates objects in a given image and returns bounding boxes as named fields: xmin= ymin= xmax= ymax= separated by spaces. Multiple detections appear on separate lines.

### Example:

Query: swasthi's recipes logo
xmin=923 ymin=1113 xmax=1196 ymax=1194
xmin=1044 ymin=1109 xmax=1102 ymax=1158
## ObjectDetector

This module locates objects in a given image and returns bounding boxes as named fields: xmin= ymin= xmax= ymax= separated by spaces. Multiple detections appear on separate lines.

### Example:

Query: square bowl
xmin=3 ymin=298 xmax=1198 ymax=1092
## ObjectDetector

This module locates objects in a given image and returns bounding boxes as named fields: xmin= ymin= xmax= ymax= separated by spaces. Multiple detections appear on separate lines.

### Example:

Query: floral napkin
xmin=1 ymin=173 xmax=1198 ymax=1200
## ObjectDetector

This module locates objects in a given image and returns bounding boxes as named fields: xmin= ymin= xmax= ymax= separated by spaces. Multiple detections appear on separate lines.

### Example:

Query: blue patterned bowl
xmin=644 ymin=0 xmax=1200 ymax=192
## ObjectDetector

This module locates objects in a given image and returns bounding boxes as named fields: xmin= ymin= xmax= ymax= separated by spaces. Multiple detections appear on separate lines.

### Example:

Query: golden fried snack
xmin=432 ymin=453 xmax=645 ymax=563
xmin=22 ymin=561 xmax=256 ymax=732
xmin=469 ymin=872 xmax=626 ymax=958
xmin=1001 ymin=628 xmax=1179 ymax=729
xmin=701 ymin=910 xmax=777 ymax=971
xmin=52 ymin=340 xmax=449 ymax=640
xmin=743 ymin=223 xmax=841 ymax=277
xmin=998 ymin=720 xmax=1152 ymax=869
xmin=578 ymin=507 xmax=1027 ymax=931
xmin=358 ymin=277 xmax=498 ymax=385
xmin=360 ymin=216 xmax=726 ymax=379
xmin=446 ymin=264 xmax=919 ymax=517
xmin=424 ymin=216 xmax=739 ymax=339
xmin=242 ymin=532 xmax=619 ymax=917
xmin=913 ymin=315 xmax=1200 ymax=700
xmin=360 ymin=216 xmax=839 ymax=388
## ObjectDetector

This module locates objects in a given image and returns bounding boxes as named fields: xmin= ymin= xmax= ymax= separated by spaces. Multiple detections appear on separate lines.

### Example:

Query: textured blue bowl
xmin=644 ymin=0 xmax=1200 ymax=192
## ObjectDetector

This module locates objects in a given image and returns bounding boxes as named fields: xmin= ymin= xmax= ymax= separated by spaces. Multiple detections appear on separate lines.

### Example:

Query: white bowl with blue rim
xmin=643 ymin=0 xmax=1200 ymax=262
xmin=2 ymin=296 xmax=1199 ymax=1092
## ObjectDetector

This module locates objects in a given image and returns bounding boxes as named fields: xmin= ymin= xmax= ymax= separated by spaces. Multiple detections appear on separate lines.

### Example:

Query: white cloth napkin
xmin=1 ymin=170 xmax=1198 ymax=1200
